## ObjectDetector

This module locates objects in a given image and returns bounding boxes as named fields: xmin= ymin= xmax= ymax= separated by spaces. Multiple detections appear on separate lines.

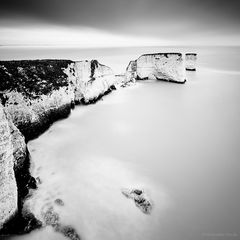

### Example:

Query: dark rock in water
xmin=133 ymin=189 xmax=143 ymax=195
xmin=121 ymin=188 xmax=153 ymax=214
xmin=55 ymin=225 xmax=81 ymax=240
xmin=42 ymin=207 xmax=59 ymax=227
xmin=27 ymin=176 xmax=37 ymax=189
xmin=41 ymin=206 xmax=80 ymax=240
xmin=54 ymin=198 xmax=64 ymax=206
xmin=36 ymin=177 xmax=42 ymax=185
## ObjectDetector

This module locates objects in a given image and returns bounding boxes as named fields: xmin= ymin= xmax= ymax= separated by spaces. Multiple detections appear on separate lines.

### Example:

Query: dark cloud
xmin=0 ymin=0 xmax=239 ymax=38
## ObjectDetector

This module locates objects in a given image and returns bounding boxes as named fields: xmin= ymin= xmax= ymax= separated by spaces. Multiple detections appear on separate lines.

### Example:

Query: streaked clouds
xmin=0 ymin=0 xmax=239 ymax=46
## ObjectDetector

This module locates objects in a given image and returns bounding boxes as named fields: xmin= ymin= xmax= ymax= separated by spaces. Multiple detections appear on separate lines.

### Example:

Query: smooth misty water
xmin=2 ymin=46 xmax=240 ymax=240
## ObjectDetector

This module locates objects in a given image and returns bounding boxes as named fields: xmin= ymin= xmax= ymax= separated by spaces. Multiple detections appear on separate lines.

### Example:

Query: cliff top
xmin=0 ymin=59 xmax=73 ymax=99
xmin=139 ymin=53 xmax=182 ymax=58
xmin=185 ymin=53 xmax=197 ymax=56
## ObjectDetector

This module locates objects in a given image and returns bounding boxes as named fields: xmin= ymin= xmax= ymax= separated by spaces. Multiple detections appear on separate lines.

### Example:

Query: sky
xmin=0 ymin=0 xmax=240 ymax=47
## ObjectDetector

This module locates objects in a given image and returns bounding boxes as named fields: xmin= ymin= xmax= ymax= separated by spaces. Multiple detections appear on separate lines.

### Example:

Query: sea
xmin=1 ymin=46 xmax=240 ymax=240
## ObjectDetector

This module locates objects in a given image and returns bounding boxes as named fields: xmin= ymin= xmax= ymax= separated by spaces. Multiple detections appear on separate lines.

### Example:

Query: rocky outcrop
xmin=124 ymin=60 xmax=137 ymax=84
xmin=72 ymin=60 xmax=116 ymax=104
xmin=136 ymin=53 xmax=186 ymax=83
xmin=185 ymin=53 xmax=197 ymax=71
xmin=41 ymin=206 xmax=80 ymax=240
xmin=121 ymin=188 xmax=153 ymax=214
xmin=0 ymin=103 xmax=18 ymax=229
xmin=0 ymin=104 xmax=40 ymax=234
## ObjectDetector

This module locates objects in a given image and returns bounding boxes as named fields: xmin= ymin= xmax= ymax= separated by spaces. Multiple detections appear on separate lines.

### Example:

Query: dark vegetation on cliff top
xmin=0 ymin=60 xmax=73 ymax=99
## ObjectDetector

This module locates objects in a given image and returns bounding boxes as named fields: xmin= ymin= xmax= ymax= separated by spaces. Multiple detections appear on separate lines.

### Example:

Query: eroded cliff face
xmin=73 ymin=60 xmax=116 ymax=103
xmin=0 ymin=60 xmax=74 ymax=140
xmin=0 ymin=59 xmax=117 ymax=234
xmin=136 ymin=53 xmax=186 ymax=83
xmin=0 ymin=104 xmax=18 ymax=229
xmin=0 ymin=104 xmax=40 ymax=234
xmin=0 ymin=59 xmax=117 ymax=140
xmin=185 ymin=53 xmax=197 ymax=71
xmin=125 ymin=60 xmax=137 ymax=84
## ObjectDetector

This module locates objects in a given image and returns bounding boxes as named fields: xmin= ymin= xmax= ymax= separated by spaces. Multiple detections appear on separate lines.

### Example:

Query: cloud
xmin=0 ymin=25 xmax=170 ymax=47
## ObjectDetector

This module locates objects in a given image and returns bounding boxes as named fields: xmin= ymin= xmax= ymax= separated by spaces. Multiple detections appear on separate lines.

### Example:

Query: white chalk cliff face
xmin=185 ymin=53 xmax=197 ymax=71
xmin=0 ymin=104 xmax=18 ymax=229
xmin=73 ymin=60 xmax=116 ymax=103
xmin=125 ymin=60 xmax=137 ymax=84
xmin=0 ymin=59 xmax=118 ymax=233
xmin=136 ymin=53 xmax=186 ymax=83
xmin=0 ymin=59 xmax=117 ymax=140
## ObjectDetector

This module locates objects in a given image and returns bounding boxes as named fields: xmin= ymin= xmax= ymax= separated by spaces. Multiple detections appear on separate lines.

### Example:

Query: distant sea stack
xmin=185 ymin=53 xmax=197 ymax=71
xmin=136 ymin=53 xmax=186 ymax=83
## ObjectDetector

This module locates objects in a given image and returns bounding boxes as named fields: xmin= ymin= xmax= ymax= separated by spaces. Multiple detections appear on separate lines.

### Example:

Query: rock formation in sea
xmin=72 ymin=60 xmax=116 ymax=104
xmin=121 ymin=188 xmax=153 ymax=214
xmin=136 ymin=53 xmax=186 ymax=83
xmin=185 ymin=53 xmax=197 ymax=71
xmin=124 ymin=60 xmax=137 ymax=84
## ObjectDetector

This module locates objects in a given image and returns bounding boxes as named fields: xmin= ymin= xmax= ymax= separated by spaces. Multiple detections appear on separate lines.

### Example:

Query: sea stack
xmin=185 ymin=53 xmax=197 ymax=71
xmin=136 ymin=53 xmax=186 ymax=83
xmin=73 ymin=60 xmax=116 ymax=104
xmin=125 ymin=60 xmax=137 ymax=84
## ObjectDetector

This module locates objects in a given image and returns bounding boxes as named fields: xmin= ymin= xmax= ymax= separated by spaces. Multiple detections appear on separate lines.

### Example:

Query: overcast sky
xmin=0 ymin=0 xmax=240 ymax=47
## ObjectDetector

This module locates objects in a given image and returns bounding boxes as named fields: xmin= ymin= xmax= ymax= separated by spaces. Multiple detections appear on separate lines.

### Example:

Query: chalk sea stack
xmin=136 ymin=53 xmax=186 ymax=83
xmin=125 ymin=60 xmax=137 ymax=84
xmin=185 ymin=53 xmax=197 ymax=71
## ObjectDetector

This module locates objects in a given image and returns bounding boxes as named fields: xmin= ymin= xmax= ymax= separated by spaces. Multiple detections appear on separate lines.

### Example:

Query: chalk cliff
xmin=0 ymin=104 xmax=18 ymax=230
xmin=185 ymin=53 xmax=197 ymax=71
xmin=0 ymin=59 xmax=117 ymax=234
xmin=136 ymin=53 xmax=186 ymax=83
xmin=125 ymin=60 xmax=137 ymax=84
xmin=73 ymin=60 xmax=116 ymax=103
xmin=0 ymin=59 xmax=117 ymax=140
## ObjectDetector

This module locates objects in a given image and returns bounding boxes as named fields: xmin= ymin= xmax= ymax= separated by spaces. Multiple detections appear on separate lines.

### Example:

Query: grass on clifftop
xmin=0 ymin=59 xmax=73 ymax=99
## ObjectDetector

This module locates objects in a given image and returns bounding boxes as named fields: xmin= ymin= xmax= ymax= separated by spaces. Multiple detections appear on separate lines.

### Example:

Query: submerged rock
xmin=136 ymin=53 xmax=186 ymax=83
xmin=54 ymin=198 xmax=64 ymax=206
xmin=121 ymin=188 xmax=153 ymax=214
xmin=185 ymin=53 xmax=197 ymax=71
xmin=55 ymin=225 xmax=81 ymax=240
xmin=41 ymin=206 xmax=80 ymax=240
